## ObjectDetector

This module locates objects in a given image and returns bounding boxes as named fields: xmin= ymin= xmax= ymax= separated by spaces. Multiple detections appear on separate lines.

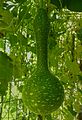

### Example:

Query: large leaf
xmin=0 ymin=51 xmax=13 ymax=81
xmin=0 ymin=8 xmax=14 ymax=31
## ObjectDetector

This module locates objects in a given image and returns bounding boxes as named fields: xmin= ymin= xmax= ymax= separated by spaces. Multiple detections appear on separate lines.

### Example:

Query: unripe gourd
xmin=22 ymin=8 xmax=64 ymax=115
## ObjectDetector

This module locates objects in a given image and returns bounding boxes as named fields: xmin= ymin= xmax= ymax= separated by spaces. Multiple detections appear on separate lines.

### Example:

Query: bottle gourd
xmin=22 ymin=8 xmax=64 ymax=115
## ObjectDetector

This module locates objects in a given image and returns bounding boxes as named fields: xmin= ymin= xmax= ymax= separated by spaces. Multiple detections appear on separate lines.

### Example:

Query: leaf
xmin=63 ymin=108 xmax=74 ymax=120
xmin=77 ymin=88 xmax=82 ymax=94
xmin=18 ymin=5 xmax=31 ymax=22
xmin=0 ymin=8 xmax=13 ymax=24
xmin=0 ymin=8 xmax=13 ymax=31
xmin=50 ymin=0 xmax=62 ymax=9
xmin=78 ymin=75 xmax=82 ymax=84
xmin=67 ymin=105 xmax=77 ymax=116
xmin=76 ymin=28 xmax=82 ymax=40
xmin=11 ymin=54 xmax=24 ymax=79
xmin=0 ymin=82 xmax=8 ymax=95
xmin=60 ymin=74 xmax=70 ymax=84
xmin=12 ymin=7 xmax=18 ymax=17
xmin=0 ymin=51 xmax=13 ymax=81
xmin=8 ymin=34 xmax=18 ymax=46
xmin=17 ymin=85 xmax=23 ymax=92
xmin=10 ymin=107 xmax=16 ymax=113
xmin=0 ymin=38 xmax=4 ymax=49
xmin=17 ymin=33 xmax=27 ymax=46
xmin=49 ymin=45 xmax=64 ymax=66
xmin=76 ymin=45 xmax=82 ymax=58
xmin=3 ymin=2 xmax=14 ymax=10
xmin=74 ymin=101 xmax=81 ymax=112
xmin=66 ymin=60 xmax=80 ymax=75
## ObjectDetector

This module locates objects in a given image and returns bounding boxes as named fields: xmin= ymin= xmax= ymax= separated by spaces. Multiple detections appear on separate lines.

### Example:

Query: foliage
xmin=0 ymin=0 xmax=82 ymax=120
xmin=51 ymin=0 xmax=82 ymax=12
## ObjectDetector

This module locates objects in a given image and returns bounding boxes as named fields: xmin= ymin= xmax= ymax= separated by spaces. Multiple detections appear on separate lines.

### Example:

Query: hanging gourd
xmin=22 ymin=5 xmax=64 ymax=115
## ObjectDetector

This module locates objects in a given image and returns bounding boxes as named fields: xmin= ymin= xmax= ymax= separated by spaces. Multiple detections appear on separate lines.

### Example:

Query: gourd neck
xmin=33 ymin=8 xmax=50 ymax=71
xmin=36 ymin=37 xmax=48 ymax=70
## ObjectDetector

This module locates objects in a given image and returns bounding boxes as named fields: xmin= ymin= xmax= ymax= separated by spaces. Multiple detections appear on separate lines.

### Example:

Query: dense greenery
xmin=0 ymin=0 xmax=82 ymax=120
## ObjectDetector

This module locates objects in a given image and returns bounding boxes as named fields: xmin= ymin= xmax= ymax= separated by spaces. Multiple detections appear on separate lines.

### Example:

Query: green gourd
xmin=22 ymin=8 xmax=64 ymax=115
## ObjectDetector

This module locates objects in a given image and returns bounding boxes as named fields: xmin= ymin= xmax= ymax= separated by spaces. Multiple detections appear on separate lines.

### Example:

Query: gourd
xmin=22 ymin=8 xmax=64 ymax=115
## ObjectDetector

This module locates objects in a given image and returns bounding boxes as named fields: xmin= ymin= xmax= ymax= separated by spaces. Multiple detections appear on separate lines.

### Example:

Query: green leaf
xmin=8 ymin=34 xmax=18 ymax=46
xmin=67 ymin=105 xmax=77 ymax=116
xmin=49 ymin=45 xmax=64 ymax=66
xmin=76 ymin=28 xmax=82 ymax=41
xmin=0 ymin=82 xmax=8 ymax=95
xmin=17 ymin=33 xmax=27 ymax=46
xmin=77 ymin=88 xmax=82 ymax=94
xmin=0 ymin=8 xmax=13 ymax=31
xmin=0 ymin=51 xmax=13 ymax=81
xmin=78 ymin=75 xmax=82 ymax=84
xmin=11 ymin=54 xmax=24 ymax=79
xmin=60 ymin=74 xmax=70 ymax=83
xmin=0 ymin=38 xmax=4 ymax=49
xmin=0 ymin=8 xmax=13 ymax=24
xmin=66 ymin=60 xmax=80 ymax=75
xmin=18 ymin=5 xmax=31 ymax=22
xmin=50 ymin=0 xmax=62 ymax=9
xmin=63 ymin=108 xmax=74 ymax=120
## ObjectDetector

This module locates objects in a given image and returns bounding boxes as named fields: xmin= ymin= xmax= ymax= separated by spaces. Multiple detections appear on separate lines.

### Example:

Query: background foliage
xmin=0 ymin=0 xmax=82 ymax=120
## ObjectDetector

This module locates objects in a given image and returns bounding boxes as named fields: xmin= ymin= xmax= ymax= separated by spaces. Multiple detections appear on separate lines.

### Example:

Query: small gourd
xmin=22 ymin=8 xmax=64 ymax=115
